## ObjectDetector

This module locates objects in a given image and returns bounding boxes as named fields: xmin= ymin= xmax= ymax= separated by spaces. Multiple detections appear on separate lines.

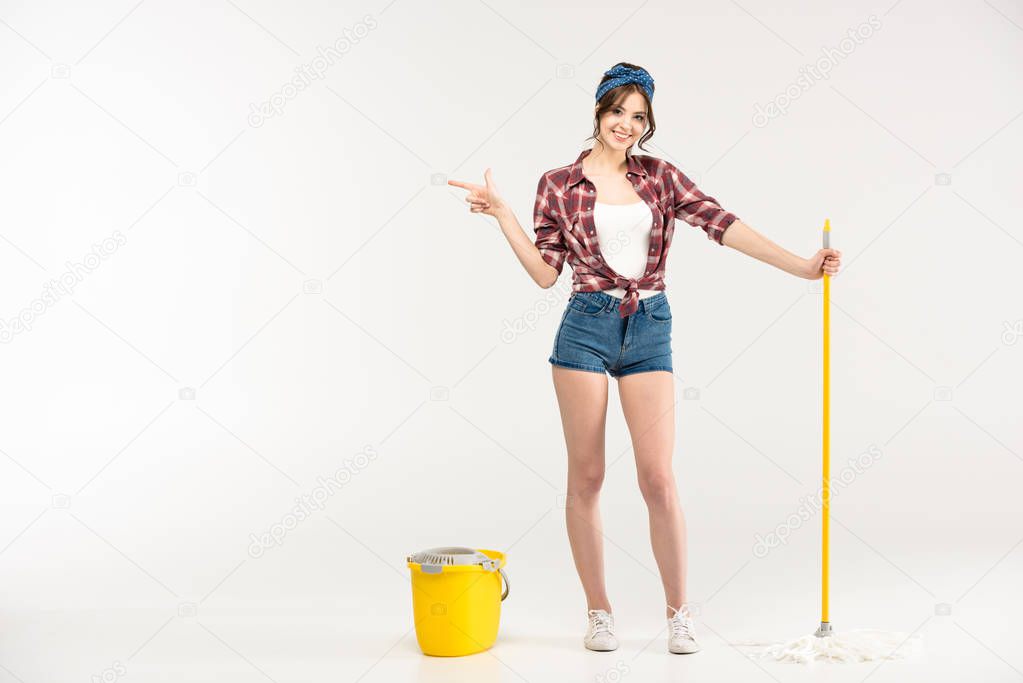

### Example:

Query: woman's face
xmin=597 ymin=90 xmax=648 ymax=150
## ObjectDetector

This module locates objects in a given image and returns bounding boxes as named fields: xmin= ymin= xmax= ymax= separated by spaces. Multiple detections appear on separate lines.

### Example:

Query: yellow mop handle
xmin=821 ymin=218 xmax=831 ymax=626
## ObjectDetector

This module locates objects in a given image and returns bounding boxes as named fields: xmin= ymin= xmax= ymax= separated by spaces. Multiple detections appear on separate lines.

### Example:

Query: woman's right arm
xmin=493 ymin=204 xmax=562 ymax=289
xmin=449 ymin=170 xmax=565 ymax=289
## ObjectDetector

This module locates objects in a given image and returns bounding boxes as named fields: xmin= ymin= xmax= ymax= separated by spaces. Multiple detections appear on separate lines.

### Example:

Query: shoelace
xmin=667 ymin=604 xmax=694 ymax=640
xmin=588 ymin=609 xmax=613 ymax=635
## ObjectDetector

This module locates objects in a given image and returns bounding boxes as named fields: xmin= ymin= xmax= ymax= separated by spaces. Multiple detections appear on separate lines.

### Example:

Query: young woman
xmin=449 ymin=62 xmax=841 ymax=655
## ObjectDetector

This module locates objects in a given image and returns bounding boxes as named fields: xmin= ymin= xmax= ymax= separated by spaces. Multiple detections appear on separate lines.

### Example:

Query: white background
xmin=0 ymin=0 xmax=1020 ymax=681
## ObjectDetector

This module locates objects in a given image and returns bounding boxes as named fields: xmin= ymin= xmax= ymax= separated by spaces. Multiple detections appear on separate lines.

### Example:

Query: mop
xmin=733 ymin=219 xmax=924 ymax=663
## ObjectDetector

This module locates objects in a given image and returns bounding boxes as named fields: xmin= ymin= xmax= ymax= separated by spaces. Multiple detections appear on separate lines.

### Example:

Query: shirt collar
xmin=566 ymin=147 xmax=648 ymax=188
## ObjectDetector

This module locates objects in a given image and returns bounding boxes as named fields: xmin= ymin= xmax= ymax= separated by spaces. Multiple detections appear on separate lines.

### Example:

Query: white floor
xmin=3 ymin=549 xmax=1019 ymax=683
xmin=3 ymin=484 xmax=1022 ymax=683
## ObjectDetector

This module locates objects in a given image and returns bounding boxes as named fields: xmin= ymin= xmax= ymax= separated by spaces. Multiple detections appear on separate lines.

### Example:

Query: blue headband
xmin=595 ymin=64 xmax=655 ymax=102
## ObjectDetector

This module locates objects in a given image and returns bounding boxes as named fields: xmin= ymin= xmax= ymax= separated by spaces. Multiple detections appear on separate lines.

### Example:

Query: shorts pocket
xmin=569 ymin=293 xmax=607 ymax=316
xmin=643 ymin=299 xmax=672 ymax=323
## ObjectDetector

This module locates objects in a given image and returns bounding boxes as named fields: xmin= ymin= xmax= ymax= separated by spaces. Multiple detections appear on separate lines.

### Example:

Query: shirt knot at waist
xmin=613 ymin=276 xmax=642 ymax=319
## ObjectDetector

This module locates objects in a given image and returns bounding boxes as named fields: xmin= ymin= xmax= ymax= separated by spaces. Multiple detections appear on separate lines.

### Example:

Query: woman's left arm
xmin=721 ymin=220 xmax=842 ymax=280
xmin=666 ymin=162 xmax=841 ymax=280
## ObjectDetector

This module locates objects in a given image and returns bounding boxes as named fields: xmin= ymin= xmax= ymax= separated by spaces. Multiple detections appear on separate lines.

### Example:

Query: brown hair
xmin=585 ymin=62 xmax=656 ymax=153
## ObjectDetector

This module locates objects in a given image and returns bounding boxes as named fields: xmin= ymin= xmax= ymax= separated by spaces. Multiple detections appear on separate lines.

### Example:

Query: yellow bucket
xmin=406 ymin=546 xmax=510 ymax=657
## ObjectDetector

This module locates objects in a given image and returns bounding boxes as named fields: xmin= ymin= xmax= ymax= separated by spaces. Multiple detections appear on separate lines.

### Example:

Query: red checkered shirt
xmin=533 ymin=147 xmax=740 ymax=318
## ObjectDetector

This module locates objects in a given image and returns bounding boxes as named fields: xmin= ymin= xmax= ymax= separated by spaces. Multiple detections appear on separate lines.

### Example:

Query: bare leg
xmin=552 ymin=365 xmax=611 ymax=612
xmin=617 ymin=370 xmax=686 ymax=619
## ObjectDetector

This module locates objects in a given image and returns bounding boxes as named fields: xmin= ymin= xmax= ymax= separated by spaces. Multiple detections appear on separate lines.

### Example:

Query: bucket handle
xmin=499 ymin=568 xmax=510 ymax=601
xmin=480 ymin=557 xmax=510 ymax=601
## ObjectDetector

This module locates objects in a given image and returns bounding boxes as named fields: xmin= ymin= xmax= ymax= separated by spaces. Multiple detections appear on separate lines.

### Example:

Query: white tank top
xmin=593 ymin=200 xmax=660 ymax=300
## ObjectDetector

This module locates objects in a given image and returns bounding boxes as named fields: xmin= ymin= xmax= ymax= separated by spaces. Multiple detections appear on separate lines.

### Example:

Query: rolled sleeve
xmin=533 ymin=174 xmax=567 ymax=275
xmin=669 ymin=163 xmax=740 ymax=245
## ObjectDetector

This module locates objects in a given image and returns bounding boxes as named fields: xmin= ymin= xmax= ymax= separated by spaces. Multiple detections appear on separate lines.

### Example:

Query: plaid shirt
xmin=533 ymin=148 xmax=740 ymax=318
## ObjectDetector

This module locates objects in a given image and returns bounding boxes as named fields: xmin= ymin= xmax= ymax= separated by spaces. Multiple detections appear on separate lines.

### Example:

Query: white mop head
xmin=735 ymin=628 xmax=923 ymax=664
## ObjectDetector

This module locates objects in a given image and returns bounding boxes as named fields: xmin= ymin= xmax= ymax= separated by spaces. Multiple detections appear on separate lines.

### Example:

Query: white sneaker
xmin=584 ymin=609 xmax=619 ymax=651
xmin=667 ymin=603 xmax=701 ymax=654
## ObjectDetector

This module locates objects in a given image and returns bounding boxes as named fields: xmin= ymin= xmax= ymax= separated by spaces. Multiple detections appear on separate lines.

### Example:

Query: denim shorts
xmin=549 ymin=291 xmax=673 ymax=378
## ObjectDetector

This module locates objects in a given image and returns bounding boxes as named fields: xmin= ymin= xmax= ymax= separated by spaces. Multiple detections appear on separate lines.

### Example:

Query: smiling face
xmin=597 ymin=90 xmax=648 ymax=150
